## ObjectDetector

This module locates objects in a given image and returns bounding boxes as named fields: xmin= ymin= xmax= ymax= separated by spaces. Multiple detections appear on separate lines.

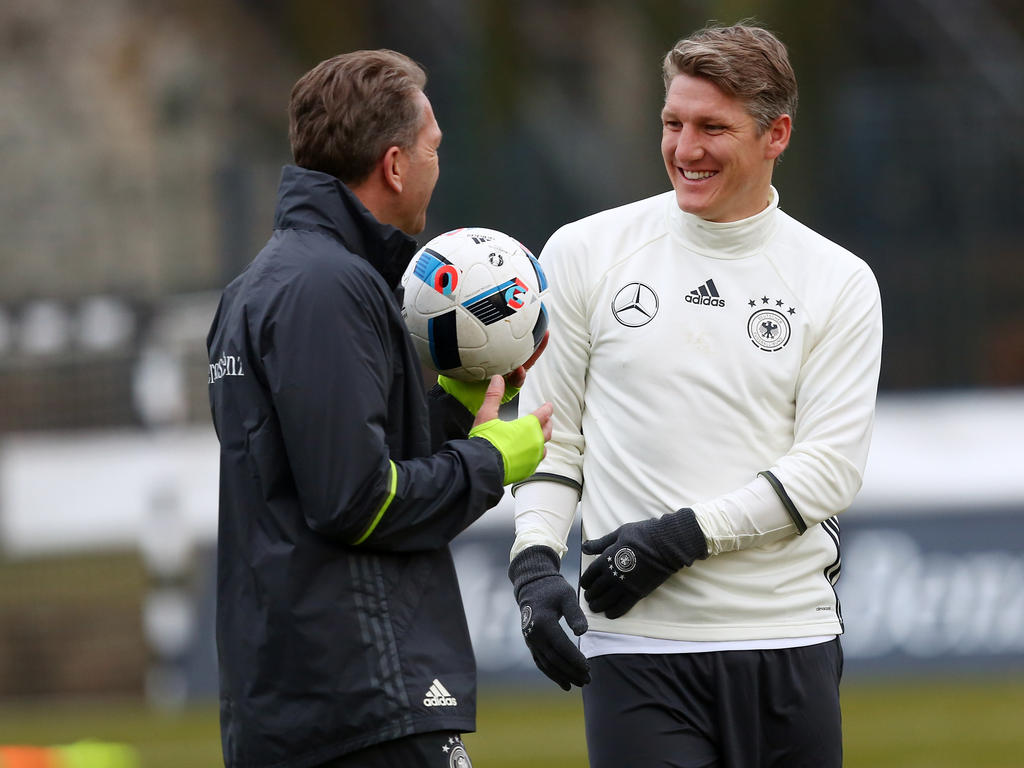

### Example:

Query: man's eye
xmin=705 ymin=125 xmax=726 ymax=133
xmin=663 ymin=120 xmax=681 ymax=129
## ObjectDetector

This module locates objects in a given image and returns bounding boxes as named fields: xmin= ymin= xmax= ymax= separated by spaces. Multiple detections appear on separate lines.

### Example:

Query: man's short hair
xmin=289 ymin=49 xmax=427 ymax=185
xmin=663 ymin=23 xmax=798 ymax=134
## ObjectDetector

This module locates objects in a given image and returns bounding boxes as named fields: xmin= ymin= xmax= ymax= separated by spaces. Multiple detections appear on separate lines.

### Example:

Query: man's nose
xmin=675 ymin=125 xmax=704 ymax=162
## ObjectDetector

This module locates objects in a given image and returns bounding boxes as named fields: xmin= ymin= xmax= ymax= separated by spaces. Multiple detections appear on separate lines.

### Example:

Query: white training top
xmin=512 ymin=187 xmax=883 ymax=649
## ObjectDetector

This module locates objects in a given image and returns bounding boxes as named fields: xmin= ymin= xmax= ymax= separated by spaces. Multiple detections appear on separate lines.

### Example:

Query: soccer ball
xmin=401 ymin=227 xmax=549 ymax=382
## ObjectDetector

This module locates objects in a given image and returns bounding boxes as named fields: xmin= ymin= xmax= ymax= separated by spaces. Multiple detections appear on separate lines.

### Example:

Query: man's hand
xmin=469 ymin=376 xmax=552 ymax=485
xmin=438 ymin=331 xmax=549 ymax=414
xmin=579 ymin=508 xmax=709 ymax=620
xmin=508 ymin=545 xmax=590 ymax=691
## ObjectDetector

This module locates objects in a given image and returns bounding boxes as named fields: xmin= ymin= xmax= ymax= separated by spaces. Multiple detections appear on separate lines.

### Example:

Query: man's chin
xmin=402 ymin=217 xmax=427 ymax=236
xmin=674 ymin=189 xmax=711 ymax=218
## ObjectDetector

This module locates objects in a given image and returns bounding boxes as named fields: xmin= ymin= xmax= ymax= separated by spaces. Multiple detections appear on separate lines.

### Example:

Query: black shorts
xmin=582 ymin=639 xmax=843 ymax=768
xmin=317 ymin=731 xmax=472 ymax=768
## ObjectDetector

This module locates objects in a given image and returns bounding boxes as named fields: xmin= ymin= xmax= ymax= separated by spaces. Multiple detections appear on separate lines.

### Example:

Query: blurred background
xmin=1 ymin=0 xmax=1023 ymax=766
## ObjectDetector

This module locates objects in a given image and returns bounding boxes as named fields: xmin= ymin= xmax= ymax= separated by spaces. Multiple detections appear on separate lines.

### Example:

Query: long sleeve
xmin=512 ymin=224 xmax=590 ymax=556
xmin=765 ymin=264 xmax=883 ymax=526
xmin=692 ymin=264 xmax=883 ymax=551
xmin=254 ymin=252 xmax=504 ymax=553
xmin=516 ymin=225 xmax=592 ymax=485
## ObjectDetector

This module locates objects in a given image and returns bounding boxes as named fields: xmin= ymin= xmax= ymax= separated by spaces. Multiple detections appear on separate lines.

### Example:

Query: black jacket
xmin=207 ymin=166 xmax=505 ymax=768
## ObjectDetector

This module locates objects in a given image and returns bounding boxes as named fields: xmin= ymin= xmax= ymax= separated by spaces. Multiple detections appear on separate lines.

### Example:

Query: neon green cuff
xmin=469 ymin=415 xmax=544 ymax=485
xmin=438 ymin=375 xmax=521 ymax=414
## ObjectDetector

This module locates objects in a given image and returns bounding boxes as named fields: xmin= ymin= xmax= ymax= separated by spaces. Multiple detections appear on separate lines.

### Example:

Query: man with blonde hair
xmin=209 ymin=50 xmax=551 ymax=768
xmin=508 ymin=22 xmax=881 ymax=767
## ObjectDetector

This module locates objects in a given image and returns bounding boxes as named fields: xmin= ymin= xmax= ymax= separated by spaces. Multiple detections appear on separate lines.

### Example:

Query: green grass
xmin=843 ymin=676 xmax=1024 ymax=768
xmin=466 ymin=687 xmax=587 ymax=767
xmin=0 ymin=698 xmax=220 ymax=766
xmin=0 ymin=677 xmax=1022 ymax=767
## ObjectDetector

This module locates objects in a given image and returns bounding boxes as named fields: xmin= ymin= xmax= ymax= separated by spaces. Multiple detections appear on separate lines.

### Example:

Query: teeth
xmin=682 ymin=170 xmax=715 ymax=180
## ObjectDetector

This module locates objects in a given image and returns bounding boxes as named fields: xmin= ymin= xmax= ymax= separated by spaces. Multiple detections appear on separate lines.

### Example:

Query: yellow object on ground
xmin=0 ymin=742 xmax=139 ymax=768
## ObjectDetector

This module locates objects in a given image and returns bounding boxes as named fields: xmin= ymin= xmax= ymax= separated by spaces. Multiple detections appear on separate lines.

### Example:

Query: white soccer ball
xmin=401 ymin=227 xmax=549 ymax=382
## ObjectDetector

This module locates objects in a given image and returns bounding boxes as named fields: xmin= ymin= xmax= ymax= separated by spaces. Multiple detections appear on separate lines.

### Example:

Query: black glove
xmin=579 ymin=508 xmax=708 ymax=620
xmin=508 ymin=545 xmax=591 ymax=690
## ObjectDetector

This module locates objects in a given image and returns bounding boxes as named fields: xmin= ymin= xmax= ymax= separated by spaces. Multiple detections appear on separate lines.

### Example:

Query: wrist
xmin=469 ymin=414 xmax=545 ymax=485
xmin=651 ymin=508 xmax=709 ymax=568
xmin=508 ymin=545 xmax=561 ymax=594
xmin=438 ymin=375 xmax=486 ymax=414
xmin=438 ymin=375 xmax=522 ymax=415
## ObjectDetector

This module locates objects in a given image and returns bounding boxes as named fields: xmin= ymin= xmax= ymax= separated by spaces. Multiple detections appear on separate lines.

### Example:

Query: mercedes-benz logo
xmin=611 ymin=283 xmax=659 ymax=327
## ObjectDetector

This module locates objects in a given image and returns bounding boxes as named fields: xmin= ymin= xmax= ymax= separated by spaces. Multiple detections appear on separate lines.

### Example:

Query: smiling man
xmin=506 ymin=22 xmax=883 ymax=768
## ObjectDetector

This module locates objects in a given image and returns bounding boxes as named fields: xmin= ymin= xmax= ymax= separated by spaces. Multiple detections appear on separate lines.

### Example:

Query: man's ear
xmin=764 ymin=114 xmax=792 ymax=161
xmin=382 ymin=145 xmax=403 ymax=193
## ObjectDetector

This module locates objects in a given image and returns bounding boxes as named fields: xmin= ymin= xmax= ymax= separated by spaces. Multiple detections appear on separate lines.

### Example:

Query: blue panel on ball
xmin=531 ymin=303 xmax=549 ymax=350
xmin=527 ymin=252 xmax=548 ymax=292
xmin=427 ymin=310 xmax=461 ymax=371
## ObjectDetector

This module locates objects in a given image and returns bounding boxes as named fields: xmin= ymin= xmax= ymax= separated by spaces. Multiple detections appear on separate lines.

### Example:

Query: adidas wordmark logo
xmin=423 ymin=678 xmax=458 ymax=707
xmin=685 ymin=278 xmax=726 ymax=308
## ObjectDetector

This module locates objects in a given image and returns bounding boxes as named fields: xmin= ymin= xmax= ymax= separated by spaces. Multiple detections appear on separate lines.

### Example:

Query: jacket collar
xmin=273 ymin=165 xmax=418 ymax=289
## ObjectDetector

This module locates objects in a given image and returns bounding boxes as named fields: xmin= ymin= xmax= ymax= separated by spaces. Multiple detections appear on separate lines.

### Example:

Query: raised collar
xmin=272 ymin=165 xmax=418 ymax=290
xmin=667 ymin=186 xmax=780 ymax=260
